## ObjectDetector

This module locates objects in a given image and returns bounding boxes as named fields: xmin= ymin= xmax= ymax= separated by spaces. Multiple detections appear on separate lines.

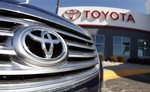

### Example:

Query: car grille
xmin=0 ymin=15 xmax=98 ymax=75
xmin=0 ymin=2 xmax=99 ymax=92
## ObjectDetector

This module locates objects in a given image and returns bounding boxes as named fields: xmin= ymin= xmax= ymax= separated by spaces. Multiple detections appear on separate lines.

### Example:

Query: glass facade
xmin=113 ymin=36 xmax=130 ymax=56
xmin=92 ymin=35 xmax=105 ymax=54
xmin=84 ymin=26 xmax=150 ymax=62
xmin=138 ymin=39 xmax=150 ymax=57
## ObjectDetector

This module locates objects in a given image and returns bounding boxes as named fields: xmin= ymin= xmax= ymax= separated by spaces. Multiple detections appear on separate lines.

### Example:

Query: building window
xmin=92 ymin=35 xmax=105 ymax=54
xmin=113 ymin=36 xmax=130 ymax=56
xmin=138 ymin=39 xmax=150 ymax=57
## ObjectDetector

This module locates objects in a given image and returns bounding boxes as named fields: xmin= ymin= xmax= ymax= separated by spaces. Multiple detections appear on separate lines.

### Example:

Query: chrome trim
xmin=0 ymin=16 xmax=36 ymax=26
xmin=0 ymin=48 xmax=16 ymax=55
xmin=69 ymin=51 xmax=97 ymax=58
xmin=63 ymin=59 xmax=98 ymax=70
xmin=66 ymin=40 xmax=95 ymax=50
xmin=0 ymin=59 xmax=98 ymax=75
xmin=53 ymin=28 xmax=94 ymax=44
xmin=0 ymin=64 xmax=99 ymax=92
xmin=0 ymin=30 xmax=14 ymax=36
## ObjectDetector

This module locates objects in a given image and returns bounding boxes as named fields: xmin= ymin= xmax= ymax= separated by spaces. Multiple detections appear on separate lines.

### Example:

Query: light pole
xmin=56 ymin=0 xmax=60 ymax=14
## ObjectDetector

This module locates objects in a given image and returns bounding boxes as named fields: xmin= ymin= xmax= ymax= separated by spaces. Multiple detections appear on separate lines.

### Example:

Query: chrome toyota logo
xmin=40 ymin=31 xmax=60 ymax=59
xmin=12 ymin=26 xmax=68 ymax=67
xmin=62 ymin=9 xmax=81 ymax=21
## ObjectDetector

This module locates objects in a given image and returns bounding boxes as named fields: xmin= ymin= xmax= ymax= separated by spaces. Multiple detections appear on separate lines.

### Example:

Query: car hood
xmin=0 ymin=0 xmax=90 ymax=38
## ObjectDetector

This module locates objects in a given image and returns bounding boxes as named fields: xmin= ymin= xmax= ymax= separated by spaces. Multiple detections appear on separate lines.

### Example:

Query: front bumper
xmin=0 ymin=65 xmax=101 ymax=92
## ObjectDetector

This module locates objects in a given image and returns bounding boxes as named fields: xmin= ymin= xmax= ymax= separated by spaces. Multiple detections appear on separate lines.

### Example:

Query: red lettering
xmin=127 ymin=14 xmax=135 ymax=23
xmin=120 ymin=13 xmax=126 ymax=21
xmin=102 ymin=11 xmax=109 ymax=19
xmin=91 ymin=10 xmax=101 ymax=18
xmin=83 ymin=10 xmax=90 ymax=18
xmin=74 ymin=10 xmax=135 ymax=23
xmin=110 ymin=12 xmax=119 ymax=20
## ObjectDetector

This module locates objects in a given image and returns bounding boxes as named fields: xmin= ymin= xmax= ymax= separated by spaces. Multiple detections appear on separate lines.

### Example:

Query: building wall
xmin=58 ymin=6 xmax=150 ymax=60
xmin=146 ymin=0 xmax=150 ymax=15
xmin=82 ymin=26 xmax=150 ymax=59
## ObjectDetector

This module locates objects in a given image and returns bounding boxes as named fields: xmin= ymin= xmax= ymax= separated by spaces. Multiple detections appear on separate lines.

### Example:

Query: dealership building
xmin=58 ymin=6 xmax=150 ymax=59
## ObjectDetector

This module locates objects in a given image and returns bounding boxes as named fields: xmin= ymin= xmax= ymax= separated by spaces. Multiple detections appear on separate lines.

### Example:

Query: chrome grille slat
xmin=66 ymin=40 xmax=95 ymax=51
xmin=0 ymin=48 xmax=16 ymax=55
xmin=0 ymin=30 xmax=14 ymax=36
xmin=0 ymin=16 xmax=35 ymax=26
xmin=69 ymin=51 xmax=97 ymax=58
xmin=0 ymin=65 xmax=99 ymax=92
xmin=53 ymin=28 xmax=94 ymax=44
xmin=64 ymin=59 xmax=98 ymax=69
xmin=0 ymin=60 xmax=98 ymax=75
xmin=0 ymin=29 xmax=15 ymax=56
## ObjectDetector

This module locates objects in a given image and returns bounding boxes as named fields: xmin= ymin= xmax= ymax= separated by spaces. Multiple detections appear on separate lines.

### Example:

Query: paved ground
xmin=103 ymin=62 xmax=150 ymax=70
xmin=103 ymin=62 xmax=150 ymax=81
xmin=101 ymin=62 xmax=150 ymax=92
xmin=102 ymin=73 xmax=150 ymax=92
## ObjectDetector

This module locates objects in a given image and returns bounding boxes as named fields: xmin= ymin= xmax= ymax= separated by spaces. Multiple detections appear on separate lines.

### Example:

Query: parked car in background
xmin=0 ymin=0 xmax=103 ymax=91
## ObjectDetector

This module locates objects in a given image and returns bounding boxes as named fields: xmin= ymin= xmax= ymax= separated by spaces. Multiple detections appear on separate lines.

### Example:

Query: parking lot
xmin=102 ymin=62 xmax=150 ymax=92
xmin=102 ymin=73 xmax=150 ymax=92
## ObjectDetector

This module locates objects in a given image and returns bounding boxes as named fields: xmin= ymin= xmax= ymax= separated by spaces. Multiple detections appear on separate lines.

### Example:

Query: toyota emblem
xmin=62 ymin=9 xmax=81 ymax=21
xmin=12 ymin=26 xmax=68 ymax=67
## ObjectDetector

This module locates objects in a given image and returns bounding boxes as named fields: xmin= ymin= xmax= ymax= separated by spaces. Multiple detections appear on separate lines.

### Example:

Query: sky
xmin=28 ymin=0 xmax=148 ymax=14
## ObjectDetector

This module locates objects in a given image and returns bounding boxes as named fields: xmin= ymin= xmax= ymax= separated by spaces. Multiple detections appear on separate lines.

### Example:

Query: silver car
xmin=0 ymin=0 xmax=103 ymax=91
